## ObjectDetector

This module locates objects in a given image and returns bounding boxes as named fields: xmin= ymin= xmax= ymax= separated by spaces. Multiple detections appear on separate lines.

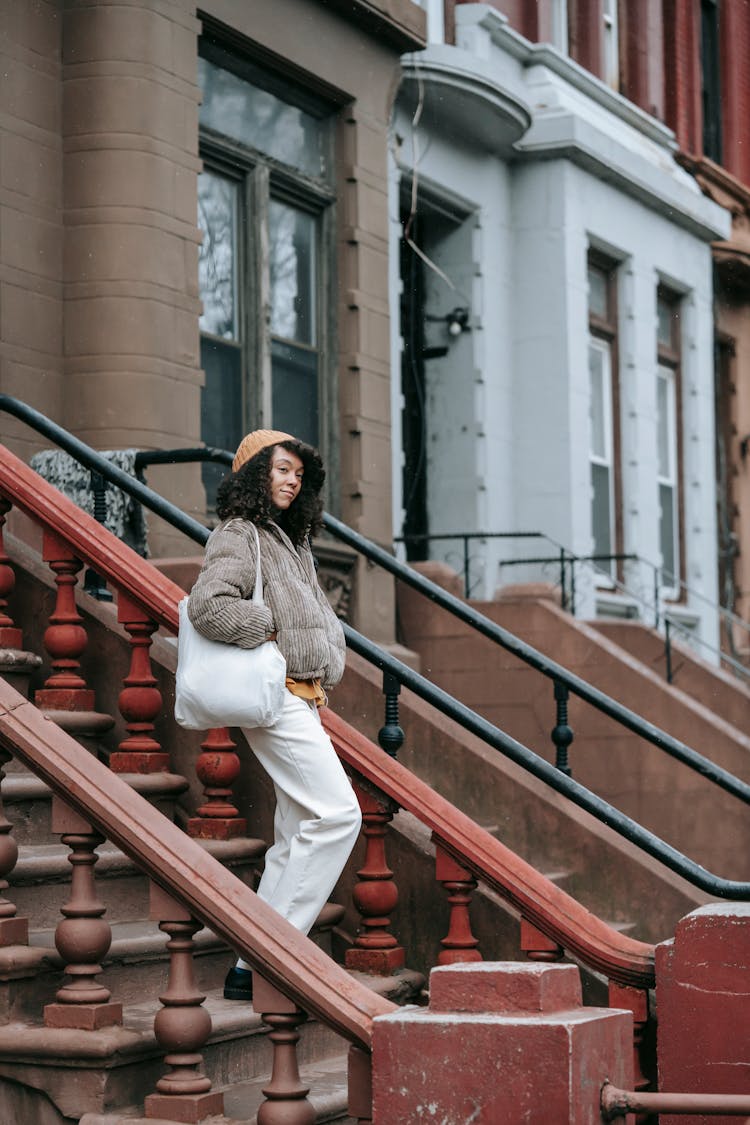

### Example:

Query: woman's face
xmin=268 ymin=446 xmax=304 ymax=510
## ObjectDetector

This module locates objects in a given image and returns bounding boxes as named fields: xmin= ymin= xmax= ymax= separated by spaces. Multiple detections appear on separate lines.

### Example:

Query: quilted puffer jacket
xmin=186 ymin=518 xmax=345 ymax=689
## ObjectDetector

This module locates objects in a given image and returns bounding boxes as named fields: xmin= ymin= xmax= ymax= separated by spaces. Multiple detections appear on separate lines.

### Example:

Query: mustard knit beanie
xmin=232 ymin=429 xmax=295 ymax=473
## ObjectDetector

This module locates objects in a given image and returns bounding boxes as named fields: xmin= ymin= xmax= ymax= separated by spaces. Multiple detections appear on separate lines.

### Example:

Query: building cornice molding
xmin=456 ymin=3 xmax=676 ymax=151
xmin=677 ymin=153 xmax=750 ymax=215
xmin=320 ymin=0 xmax=426 ymax=52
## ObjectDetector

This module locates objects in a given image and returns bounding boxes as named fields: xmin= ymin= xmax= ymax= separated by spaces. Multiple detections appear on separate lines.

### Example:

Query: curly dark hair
xmin=215 ymin=440 xmax=325 ymax=545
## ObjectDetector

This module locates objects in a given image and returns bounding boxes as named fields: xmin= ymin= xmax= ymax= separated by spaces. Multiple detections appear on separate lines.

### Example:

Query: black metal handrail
xmin=398 ymin=529 xmax=750 ymax=681
xmin=0 ymin=394 xmax=748 ymax=900
xmin=325 ymin=512 xmax=750 ymax=804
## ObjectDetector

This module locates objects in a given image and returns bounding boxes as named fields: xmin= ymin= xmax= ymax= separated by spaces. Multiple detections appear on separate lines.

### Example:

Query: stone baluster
xmin=34 ymin=531 xmax=113 ymax=746
xmin=0 ymin=747 xmax=28 ymax=947
xmin=609 ymin=980 xmax=652 ymax=1117
xmin=347 ymin=1045 xmax=373 ymax=1125
xmin=187 ymin=727 xmax=247 ymax=839
xmin=434 ymin=841 xmax=482 ymax=966
xmin=519 ymin=917 xmax=564 ymax=963
xmin=44 ymin=797 xmax=122 ymax=1030
xmin=0 ymin=499 xmax=42 ymax=697
xmin=345 ymin=781 xmax=404 ymax=975
xmin=144 ymin=883 xmax=222 ymax=1122
xmin=36 ymin=532 xmax=92 ymax=707
xmin=0 ymin=499 xmax=22 ymax=649
xmin=254 ymin=974 xmax=315 ymax=1125
xmin=111 ymin=593 xmax=169 ymax=774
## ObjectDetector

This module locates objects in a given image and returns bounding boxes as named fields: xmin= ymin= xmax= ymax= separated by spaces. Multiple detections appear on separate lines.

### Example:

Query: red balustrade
xmin=0 ymin=499 xmax=22 ymax=649
xmin=112 ymin=593 xmax=168 ymax=773
xmin=36 ymin=532 xmax=93 ymax=711
xmin=187 ymin=726 xmax=247 ymax=839
xmin=345 ymin=781 xmax=404 ymax=974
xmin=145 ymin=883 xmax=223 ymax=1122
xmin=254 ymin=974 xmax=316 ymax=1125
xmin=435 ymin=842 xmax=482 ymax=965
xmin=0 ymin=746 xmax=27 ymax=947
xmin=44 ymin=797 xmax=122 ymax=1030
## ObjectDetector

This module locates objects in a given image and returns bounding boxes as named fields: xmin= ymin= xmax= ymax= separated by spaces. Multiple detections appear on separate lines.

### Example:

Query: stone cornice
xmin=319 ymin=0 xmax=426 ymax=52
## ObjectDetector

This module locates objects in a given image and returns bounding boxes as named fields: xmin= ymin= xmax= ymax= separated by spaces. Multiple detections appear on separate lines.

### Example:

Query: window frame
xmin=587 ymin=252 xmax=623 ymax=586
xmin=197 ymin=39 xmax=338 ymax=508
xmin=655 ymin=286 xmax=685 ymax=601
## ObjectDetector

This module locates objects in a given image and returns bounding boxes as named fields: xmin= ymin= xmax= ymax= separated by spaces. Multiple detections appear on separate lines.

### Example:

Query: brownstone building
xmin=0 ymin=0 xmax=425 ymax=642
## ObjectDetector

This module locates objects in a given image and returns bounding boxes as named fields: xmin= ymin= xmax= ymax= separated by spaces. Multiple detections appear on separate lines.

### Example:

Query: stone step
xmin=3 ymin=771 xmax=191 ymax=846
xmin=0 ymin=990 xmax=341 ymax=1121
xmin=78 ymin=1052 xmax=355 ymax=1124
xmin=1 ymin=903 xmax=349 ymax=1021
xmin=7 ymin=836 xmax=266 ymax=928
xmin=0 ymin=969 xmax=423 ymax=1122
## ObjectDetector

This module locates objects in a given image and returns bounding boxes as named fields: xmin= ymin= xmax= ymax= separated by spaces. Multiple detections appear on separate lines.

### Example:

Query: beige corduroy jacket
xmin=187 ymin=518 xmax=346 ymax=689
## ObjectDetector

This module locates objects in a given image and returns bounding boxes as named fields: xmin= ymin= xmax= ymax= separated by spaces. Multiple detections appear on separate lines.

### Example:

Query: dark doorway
xmin=400 ymin=217 xmax=429 ymax=561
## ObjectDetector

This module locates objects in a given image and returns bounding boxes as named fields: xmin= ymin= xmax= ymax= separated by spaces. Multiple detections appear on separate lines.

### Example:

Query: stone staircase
xmin=0 ymin=535 xmax=426 ymax=1123
xmin=390 ymin=567 xmax=750 ymax=893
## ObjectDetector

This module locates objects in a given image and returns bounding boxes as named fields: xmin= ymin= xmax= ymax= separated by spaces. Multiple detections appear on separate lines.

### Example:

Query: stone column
xmin=656 ymin=903 xmax=750 ymax=1125
xmin=62 ymin=0 xmax=204 ymax=555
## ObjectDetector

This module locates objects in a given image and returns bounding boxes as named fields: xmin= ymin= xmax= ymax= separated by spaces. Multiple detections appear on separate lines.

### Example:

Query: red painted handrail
xmin=0 ymin=442 xmax=655 ymax=990
xmin=0 ymin=677 xmax=394 ymax=1047
xmin=324 ymin=710 xmax=655 ymax=988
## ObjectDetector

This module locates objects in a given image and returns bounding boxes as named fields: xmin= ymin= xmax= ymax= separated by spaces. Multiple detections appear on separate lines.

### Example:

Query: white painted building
xmin=390 ymin=3 xmax=730 ymax=657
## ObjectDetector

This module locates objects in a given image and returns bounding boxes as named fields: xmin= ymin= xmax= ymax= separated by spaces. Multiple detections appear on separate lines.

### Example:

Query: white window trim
xmin=602 ymin=0 xmax=619 ymax=89
xmin=589 ymin=335 xmax=616 ymax=586
xmin=656 ymin=362 xmax=680 ymax=598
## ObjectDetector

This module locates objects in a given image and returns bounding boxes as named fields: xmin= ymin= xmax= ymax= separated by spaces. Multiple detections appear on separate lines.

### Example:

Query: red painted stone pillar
xmin=656 ymin=903 xmax=750 ymax=1125
xmin=372 ymin=962 xmax=633 ymax=1123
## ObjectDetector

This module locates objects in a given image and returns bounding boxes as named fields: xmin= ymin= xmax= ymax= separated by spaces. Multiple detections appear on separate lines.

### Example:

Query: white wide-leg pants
xmin=236 ymin=691 xmax=362 ymax=967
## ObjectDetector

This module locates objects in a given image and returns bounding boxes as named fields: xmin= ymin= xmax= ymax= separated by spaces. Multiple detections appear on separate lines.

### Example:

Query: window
xmin=656 ymin=290 xmax=683 ymax=596
xmin=602 ymin=0 xmax=620 ymax=88
xmin=700 ymin=0 xmax=722 ymax=162
xmin=197 ymin=42 xmax=335 ymax=505
xmin=587 ymin=257 xmax=620 ymax=582
xmin=550 ymin=0 xmax=569 ymax=53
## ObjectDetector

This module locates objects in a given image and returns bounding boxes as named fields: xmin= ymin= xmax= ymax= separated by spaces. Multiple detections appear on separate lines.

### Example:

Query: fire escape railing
xmin=0 ymin=394 xmax=747 ymax=903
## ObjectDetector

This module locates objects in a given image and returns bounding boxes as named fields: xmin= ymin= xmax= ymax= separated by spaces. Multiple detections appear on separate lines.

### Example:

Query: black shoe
xmin=224 ymin=965 xmax=253 ymax=1001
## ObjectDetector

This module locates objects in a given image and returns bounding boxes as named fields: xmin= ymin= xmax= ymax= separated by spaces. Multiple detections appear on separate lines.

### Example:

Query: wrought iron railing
xmin=1 ymin=395 xmax=748 ymax=902
xmin=396 ymin=528 xmax=750 ymax=682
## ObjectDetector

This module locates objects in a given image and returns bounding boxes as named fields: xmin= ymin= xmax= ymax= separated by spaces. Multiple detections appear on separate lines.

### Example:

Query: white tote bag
xmin=174 ymin=524 xmax=287 ymax=730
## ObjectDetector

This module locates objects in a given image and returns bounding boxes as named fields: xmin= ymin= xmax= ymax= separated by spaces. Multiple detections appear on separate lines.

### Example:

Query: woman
xmin=187 ymin=429 xmax=362 ymax=1001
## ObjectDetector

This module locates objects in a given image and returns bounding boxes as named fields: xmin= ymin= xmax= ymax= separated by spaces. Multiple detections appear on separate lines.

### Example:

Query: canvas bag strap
xmin=249 ymin=522 xmax=264 ymax=606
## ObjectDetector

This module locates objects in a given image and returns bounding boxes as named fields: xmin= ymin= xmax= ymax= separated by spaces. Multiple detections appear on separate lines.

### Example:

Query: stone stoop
xmin=0 ymin=968 xmax=422 ymax=1124
xmin=79 ymin=1047 xmax=357 ymax=1125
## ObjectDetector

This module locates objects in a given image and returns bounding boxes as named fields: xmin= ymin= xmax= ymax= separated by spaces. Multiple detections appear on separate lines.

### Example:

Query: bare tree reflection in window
xmin=269 ymin=202 xmax=315 ymax=345
xmin=198 ymin=172 xmax=238 ymax=340
xmin=199 ymin=58 xmax=325 ymax=179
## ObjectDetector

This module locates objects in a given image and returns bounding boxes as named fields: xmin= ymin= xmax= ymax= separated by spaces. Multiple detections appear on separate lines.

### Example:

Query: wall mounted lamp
xmin=445 ymin=307 xmax=470 ymax=336
xmin=421 ymin=307 xmax=471 ymax=359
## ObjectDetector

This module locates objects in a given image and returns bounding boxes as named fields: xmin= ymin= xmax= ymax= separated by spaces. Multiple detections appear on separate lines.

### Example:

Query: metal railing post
xmin=559 ymin=548 xmax=567 ymax=611
xmin=83 ymin=470 xmax=113 ymax=602
xmin=551 ymin=680 xmax=573 ymax=776
xmin=463 ymin=536 xmax=470 ymax=598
